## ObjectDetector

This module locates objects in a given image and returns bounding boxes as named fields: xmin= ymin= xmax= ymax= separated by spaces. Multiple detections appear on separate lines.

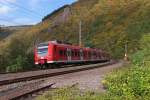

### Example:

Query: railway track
xmin=0 ymin=61 xmax=115 ymax=86
xmin=0 ymin=80 xmax=55 ymax=100
xmin=0 ymin=61 xmax=117 ymax=100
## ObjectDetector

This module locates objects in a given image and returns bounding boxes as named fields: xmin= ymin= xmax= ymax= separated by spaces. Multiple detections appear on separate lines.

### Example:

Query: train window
xmin=76 ymin=51 xmax=78 ymax=57
xmin=89 ymin=52 xmax=91 ymax=57
xmin=86 ymin=52 xmax=88 ymax=57
xmin=64 ymin=50 xmax=66 ymax=56
xmin=74 ymin=51 xmax=76 ymax=57
xmin=78 ymin=51 xmax=80 ymax=57
xmin=62 ymin=50 xmax=64 ymax=56
xmin=94 ymin=52 xmax=95 ymax=57
xmin=86 ymin=51 xmax=88 ymax=57
xmin=95 ymin=53 xmax=97 ymax=57
xmin=99 ymin=53 xmax=101 ymax=58
xmin=83 ymin=52 xmax=86 ymax=57
xmin=59 ymin=50 xmax=63 ymax=56
xmin=75 ymin=51 xmax=78 ymax=57
xmin=72 ymin=50 xmax=74 ymax=56
xmin=76 ymin=52 xmax=77 ymax=56
xmin=97 ymin=53 xmax=99 ymax=57
xmin=37 ymin=47 xmax=48 ymax=57
xmin=73 ymin=51 xmax=75 ymax=57
xmin=99 ymin=52 xmax=101 ymax=58
xmin=94 ymin=52 xmax=96 ymax=57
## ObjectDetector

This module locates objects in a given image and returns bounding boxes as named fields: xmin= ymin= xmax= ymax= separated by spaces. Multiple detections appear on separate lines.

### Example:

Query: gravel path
xmin=44 ymin=61 xmax=124 ymax=92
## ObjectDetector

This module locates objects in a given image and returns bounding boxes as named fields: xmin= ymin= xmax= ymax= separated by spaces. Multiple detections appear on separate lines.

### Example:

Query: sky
xmin=0 ymin=0 xmax=77 ymax=26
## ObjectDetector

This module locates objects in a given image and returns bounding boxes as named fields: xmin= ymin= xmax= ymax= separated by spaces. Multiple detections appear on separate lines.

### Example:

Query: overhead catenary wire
xmin=0 ymin=18 xmax=21 ymax=25
xmin=0 ymin=0 xmax=43 ymax=19
xmin=0 ymin=0 xmax=43 ymax=26
xmin=5 ymin=0 xmax=43 ymax=17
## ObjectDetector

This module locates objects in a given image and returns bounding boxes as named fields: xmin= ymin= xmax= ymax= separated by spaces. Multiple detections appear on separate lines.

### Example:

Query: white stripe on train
xmin=35 ymin=59 xmax=108 ymax=65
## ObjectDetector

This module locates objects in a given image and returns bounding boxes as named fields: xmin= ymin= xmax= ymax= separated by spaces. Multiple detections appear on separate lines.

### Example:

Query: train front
xmin=34 ymin=43 xmax=50 ymax=66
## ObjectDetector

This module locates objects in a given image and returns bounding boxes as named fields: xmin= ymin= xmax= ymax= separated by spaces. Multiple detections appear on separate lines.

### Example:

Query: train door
xmin=67 ymin=48 xmax=71 ymax=61
xmin=80 ymin=49 xmax=83 ymax=60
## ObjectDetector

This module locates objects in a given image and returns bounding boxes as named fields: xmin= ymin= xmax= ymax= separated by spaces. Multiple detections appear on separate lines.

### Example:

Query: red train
xmin=34 ymin=40 xmax=110 ymax=67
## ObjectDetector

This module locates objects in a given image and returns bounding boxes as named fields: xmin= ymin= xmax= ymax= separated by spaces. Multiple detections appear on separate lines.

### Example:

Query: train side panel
xmin=34 ymin=41 xmax=111 ymax=66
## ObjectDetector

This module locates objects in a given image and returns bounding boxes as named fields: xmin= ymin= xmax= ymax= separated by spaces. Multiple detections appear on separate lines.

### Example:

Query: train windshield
xmin=37 ymin=46 xmax=48 ymax=57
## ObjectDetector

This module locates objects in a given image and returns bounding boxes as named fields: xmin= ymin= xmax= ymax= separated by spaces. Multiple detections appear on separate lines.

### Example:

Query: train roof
xmin=37 ymin=40 xmax=103 ymax=51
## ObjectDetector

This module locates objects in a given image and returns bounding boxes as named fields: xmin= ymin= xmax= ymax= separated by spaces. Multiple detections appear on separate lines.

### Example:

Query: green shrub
xmin=36 ymin=86 xmax=108 ymax=100
xmin=130 ymin=34 xmax=150 ymax=66
xmin=104 ymin=64 xmax=150 ymax=99
xmin=102 ymin=33 xmax=150 ymax=99
xmin=6 ymin=55 xmax=26 ymax=72
xmin=130 ymin=50 xmax=146 ymax=66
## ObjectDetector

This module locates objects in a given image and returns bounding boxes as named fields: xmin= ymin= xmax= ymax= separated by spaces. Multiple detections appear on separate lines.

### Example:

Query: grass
xmin=36 ymin=86 xmax=106 ymax=100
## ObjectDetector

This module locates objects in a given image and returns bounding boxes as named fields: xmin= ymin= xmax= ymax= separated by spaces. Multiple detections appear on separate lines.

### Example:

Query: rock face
xmin=0 ymin=25 xmax=32 ymax=40
xmin=0 ymin=27 xmax=12 ymax=40
xmin=2 ymin=25 xmax=33 ymax=30
xmin=44 ymin=5 xmax=72 ymax=33
xmin=52 ymin=6 xmax=71 ymax=26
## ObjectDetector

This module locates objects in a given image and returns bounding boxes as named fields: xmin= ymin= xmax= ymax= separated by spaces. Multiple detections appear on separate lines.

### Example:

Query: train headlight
xmin=40 ymin=57 xmax=44 ymax=59
xmin=35 ymin=62 xmax=38 ymax=64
